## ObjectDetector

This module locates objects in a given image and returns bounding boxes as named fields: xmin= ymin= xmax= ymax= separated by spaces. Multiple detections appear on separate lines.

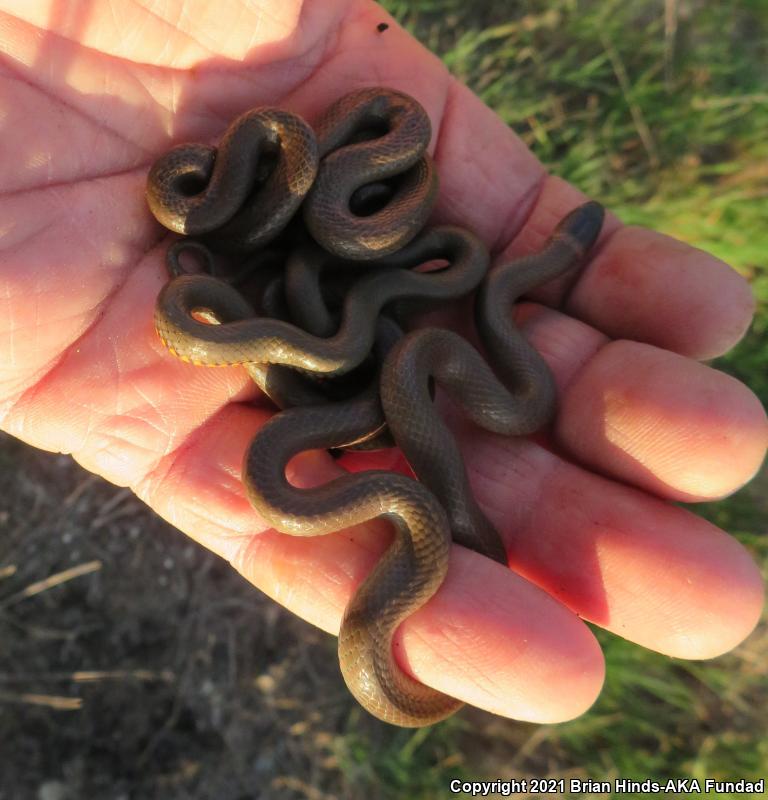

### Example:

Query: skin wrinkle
xmin=534 ymin=309 xmax=609 ymax=390
xmin=600 ymin=405 xmax=664 ymax=466
xmin=419 ymin=71 xmax=451 ymax=161
xmin=465 ymin=436 xmax=547 ymax=543
xmin=1 ymin=3 xmax=334 ymax=78
xmin=138 ymin=459 xmax=247 ymax=533
xmin=125 ymin=0 xmax=218 ymax=58
xmin=106 ymin=0 xmax=120 ymax=51
xmin=127 ymin=386 xmax=237 ymax=490
xmin=486 ymin=176 xmax=547 ymax=257
xmin=0 ymin=213 xmax=52 ymax=251
xmin=489 ymin=173 xmax=548 ymax=258
xmin=425 ymin=575 xmax=532 ymax=696
xmin=427 ymin=77 xmax=462 ymax=166
xmin=98 ymin=417 xmax=172 ymax=461
xmin=76 ymin=430 xmax=157 ymax=482
xmin=2 ymin=296 xmax=106 ymax=374
xmin=94 ymin=372 xmax=175 ymax=454
xmin=134 ymin=401 xmax=265 ymax=515
xmin=0 ymin=43 xmax=154 ymax=162
xmin=236 ymin=527 xmax=355 ymax=626
xmin=248 ymin=3 xmax=263 ymax=52
xmin=105 ymin=376 xmax=177 ymax=448
xmin=5 ymin=12 xmax=324 ymax=185
xmin=2 ymin=230 xmax=166 ymax=429
xmin=430 ymin=79 xmax=546 ymax=249
xmin=295 ymin=0 xmax=353 ymax=63
xmin=0 ymin=164 xmax=149 ymax=203
xmin=165 ymin=480 xmax=252 ymax=530
xmin=598 ymin=553 xmax=705 ymax=656
xmin=76 ymin=366 xmax=163 ymax=466
xmin=470 ymin=438 xmax=535 ymax=497
xmin=166 ymin=24 xmax=340 ymax=139
xmin=4 ymin=6 xmax=176 ymax=73
xmin=0 ymin=369 xmax=52 ymax=423
xmin=417 ymin=623 xmax=504 ymax=699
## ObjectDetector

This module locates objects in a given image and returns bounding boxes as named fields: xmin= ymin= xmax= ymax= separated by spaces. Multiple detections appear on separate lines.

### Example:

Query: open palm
xmin=1 ymin=0 xmax=764 ymax=723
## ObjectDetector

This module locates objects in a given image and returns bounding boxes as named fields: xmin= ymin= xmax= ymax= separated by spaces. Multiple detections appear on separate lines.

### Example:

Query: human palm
xmin=1 ymin=0 xmax=764 ymax=723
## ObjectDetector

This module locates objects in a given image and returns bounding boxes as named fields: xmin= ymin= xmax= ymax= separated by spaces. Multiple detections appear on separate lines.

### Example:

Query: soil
xmin=0 ymin=431 xmax=390 ymax=800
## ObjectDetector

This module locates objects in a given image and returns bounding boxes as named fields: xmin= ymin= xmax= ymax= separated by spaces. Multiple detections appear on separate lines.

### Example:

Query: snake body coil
xmin=146 ymin=108 xmax=319 ymax=251
xmin=243 ymin=396 xmax=462 ymax=726
xmin=154 ymin=225 xmax=489 ymax=375
xmin=303 ymin=87 xmax=438 ymax=260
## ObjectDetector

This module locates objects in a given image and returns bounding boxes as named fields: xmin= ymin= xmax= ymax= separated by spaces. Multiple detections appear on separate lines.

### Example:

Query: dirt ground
xmin=0 ymin=431 xmax=416 ymax=800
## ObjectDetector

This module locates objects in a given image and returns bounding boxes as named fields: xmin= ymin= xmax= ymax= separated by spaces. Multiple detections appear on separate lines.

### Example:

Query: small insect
xmin=377 ymin=22 xmax=389 ymax=33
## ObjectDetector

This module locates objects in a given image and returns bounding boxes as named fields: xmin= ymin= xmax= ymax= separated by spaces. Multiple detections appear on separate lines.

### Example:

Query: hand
xmin=0 ymin=0 xmax=764 ymax=723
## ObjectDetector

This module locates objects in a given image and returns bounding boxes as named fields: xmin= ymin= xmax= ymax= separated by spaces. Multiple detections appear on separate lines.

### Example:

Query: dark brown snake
xmin=146 ymin=109 xmax=319 ymax=252
xmin=303 ymin=87 xmax=438 ymax=259
xmin=147 ymin=87 xmax=605 ymax=726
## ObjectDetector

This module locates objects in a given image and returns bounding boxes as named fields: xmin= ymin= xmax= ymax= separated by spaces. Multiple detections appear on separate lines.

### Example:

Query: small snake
xmin=242 ymin=394 xmax=462 ymax=726
xmin=146 ymin=108 xmax=319 ymax=252
xmin=302 ymin=87 xmax=438 ymax=260
xmin=381 ymin=202 xmax=605 ymax=568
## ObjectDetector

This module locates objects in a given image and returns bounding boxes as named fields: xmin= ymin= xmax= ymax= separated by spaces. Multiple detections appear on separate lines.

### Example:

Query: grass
xmin=366 ymin=0 xmax=768 ymax=796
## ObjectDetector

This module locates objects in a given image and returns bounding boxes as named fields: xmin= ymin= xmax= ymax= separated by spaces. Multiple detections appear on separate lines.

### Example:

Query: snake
xmin=302 ymin=87 xmax=438 ymax=260
xmin=147 ymin=87 xmax=605 ymax=726
xmin=380 ymin=202 xmax=605 ymax=570
xmin=146 ymin=108 xmax=319 ymax=252
xmin=242 ymin=393 xmax=462 ymax=726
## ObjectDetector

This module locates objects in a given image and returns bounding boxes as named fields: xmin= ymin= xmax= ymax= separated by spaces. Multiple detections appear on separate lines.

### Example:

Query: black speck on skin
xmin=377 ymin=22 xmax=389 ymax=33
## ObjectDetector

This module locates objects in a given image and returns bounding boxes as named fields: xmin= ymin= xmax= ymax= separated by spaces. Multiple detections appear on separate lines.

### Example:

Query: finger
xmin=136 ymin=402 xmax=605 ymax=724
xmin=566 ymin=225 xmax=756 ymax=361
xmin=460 ymin=425 xmax=765 ymax=660
xmin=492 ymin=177 xmax=755 ymax=361
xmin=515 ymin=302 xmax=768 ymax=501
xmin=434 ymin=119 xmax=754 ymax=360
xmin=557 ymin=338 xmax=768 ymax=501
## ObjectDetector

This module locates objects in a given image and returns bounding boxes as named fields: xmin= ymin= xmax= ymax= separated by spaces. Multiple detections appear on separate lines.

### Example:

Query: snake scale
xmin=147 ymin=87 xmax=605 ymax=726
